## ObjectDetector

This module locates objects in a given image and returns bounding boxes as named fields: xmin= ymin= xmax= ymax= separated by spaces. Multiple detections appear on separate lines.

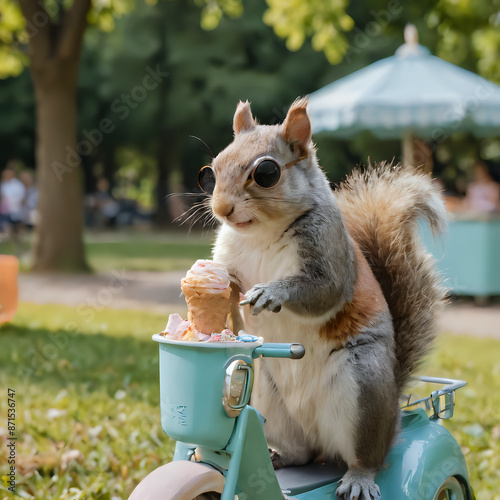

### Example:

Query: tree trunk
xmin=31 ymin=61 xmax=89 ymax=271
xmin=154 ymin=130 xmax=186 ymax=227
xmin=154 ymin=137 xmax=173 ymax=226
xmin=18 ymin=0 xmax=91 ymax=271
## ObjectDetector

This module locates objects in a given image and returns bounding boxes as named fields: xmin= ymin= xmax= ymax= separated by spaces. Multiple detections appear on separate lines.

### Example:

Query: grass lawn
xmin=0 ymin=230 xmax=214 ymax=272
xmin=0 ymin=303 xmax=173 ymax=500
xmin=1 ymin=303 xmax=499 ymax=499
xmin=84 ymin=231 xmax=213 ymax=272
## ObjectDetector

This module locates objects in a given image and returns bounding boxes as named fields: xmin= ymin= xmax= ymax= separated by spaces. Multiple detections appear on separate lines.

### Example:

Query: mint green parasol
xmin=307 ymin=25 xmax=500 ymax=166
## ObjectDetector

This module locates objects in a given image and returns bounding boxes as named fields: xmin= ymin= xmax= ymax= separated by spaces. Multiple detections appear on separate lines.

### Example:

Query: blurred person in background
xmin=20 ymin=170 xmax=38 ymax=228
xmin=92 ymin=177 xmax=121 ymax=227
xmin=464 ymin=161 xmax=500 ymax=213
xmin=0 ymin=163 xmax=26 ymax=239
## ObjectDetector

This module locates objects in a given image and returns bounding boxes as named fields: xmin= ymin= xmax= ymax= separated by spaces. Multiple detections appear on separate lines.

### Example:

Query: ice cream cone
xmin=181 ymin=260 xmax=231 ymax=335
xmin=182 ymin=282 xmax=231 ymax=334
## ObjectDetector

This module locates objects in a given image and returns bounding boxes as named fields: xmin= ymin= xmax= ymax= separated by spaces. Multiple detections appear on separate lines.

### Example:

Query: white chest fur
xmin=213 ymin=223 xmax=301 ymax=293
xmin=213 ymin=223 xmax=360 ymax=465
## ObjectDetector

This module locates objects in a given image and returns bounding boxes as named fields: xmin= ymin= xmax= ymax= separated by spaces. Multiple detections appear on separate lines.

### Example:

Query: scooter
xmin=128 ymin=334 xmax=475 ymax=499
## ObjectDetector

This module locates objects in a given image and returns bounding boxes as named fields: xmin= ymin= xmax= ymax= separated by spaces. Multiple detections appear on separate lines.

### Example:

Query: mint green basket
xmin=152 ymin=334 xmax=262 ymax=450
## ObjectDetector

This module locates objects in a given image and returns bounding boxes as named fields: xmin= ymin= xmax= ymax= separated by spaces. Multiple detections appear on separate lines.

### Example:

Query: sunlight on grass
xmin=0 ymin=303 xmax=173 ymax=500
xmin=423 ymin=334 xmax=500 ymax=500
xmin=85 ymin=233 xmax=213 ymax=272
xmin=0 ymin=303 xmax=499 ymax=499
xmin=0 ymin=230 xmax=214 ymax=273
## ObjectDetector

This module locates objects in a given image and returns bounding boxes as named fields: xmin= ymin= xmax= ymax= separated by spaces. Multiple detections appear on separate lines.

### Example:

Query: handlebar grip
xmin=253 ymin=343 xmax=305 ymax=360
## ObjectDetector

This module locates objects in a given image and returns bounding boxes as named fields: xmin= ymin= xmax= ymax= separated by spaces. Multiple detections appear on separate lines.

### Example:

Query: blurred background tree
xmin=3 ymin=0 xmax=96 ymax=271
xmin=77 ymin=0 xmax=334 ymax=224
xmin=0 ymin=0 xmax=354 ymax=270
xmin=1 ymin=0 xmax=500 ymax=270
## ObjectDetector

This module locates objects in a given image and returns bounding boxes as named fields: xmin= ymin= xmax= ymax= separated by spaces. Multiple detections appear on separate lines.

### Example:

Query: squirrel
xmin=200 ymin=97 xmax=447 ymax=500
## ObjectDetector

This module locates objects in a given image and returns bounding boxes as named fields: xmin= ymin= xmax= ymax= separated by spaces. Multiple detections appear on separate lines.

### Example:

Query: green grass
xmin=1 ymin=303 xmax=499 ymax=499
xmin=85 ymin=234 xmax=213 ymax=272
xmin=423 ymin=334 xmax=500 ymax=500
xmin=0 ymin=230 xmax=214 ymax=272
xmin=0 ymin=303 xmax=174 ymax=500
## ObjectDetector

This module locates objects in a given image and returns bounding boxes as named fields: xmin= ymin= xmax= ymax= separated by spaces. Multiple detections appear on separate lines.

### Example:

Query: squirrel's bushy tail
xmin=335 ymin=163 xmax=447 ymax=391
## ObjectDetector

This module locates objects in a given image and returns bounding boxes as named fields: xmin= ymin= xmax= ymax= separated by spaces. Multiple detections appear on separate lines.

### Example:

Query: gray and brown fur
xmin=335 ymin=163 xmax=447 ymax=390
xmin=210 ymin=97 xmax=447 ymax=500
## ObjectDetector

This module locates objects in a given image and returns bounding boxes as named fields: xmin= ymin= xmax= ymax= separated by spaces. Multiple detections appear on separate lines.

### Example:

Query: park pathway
xmin=19 ymin=271 xmax=500 ymax=339
xmin=19 ymin=270 xmax=186 ymax=315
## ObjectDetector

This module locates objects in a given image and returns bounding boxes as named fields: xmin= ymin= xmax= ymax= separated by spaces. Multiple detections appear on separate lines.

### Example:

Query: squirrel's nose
xmin=213 ymin=199 xmax=235 ymax=219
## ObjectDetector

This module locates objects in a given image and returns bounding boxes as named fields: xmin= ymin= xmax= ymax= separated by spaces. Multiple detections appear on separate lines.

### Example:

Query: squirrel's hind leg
xmin=336 ymin=468 xmax=381 ymax=500
xmin=335 ymin=326 xmax=400 ymax=499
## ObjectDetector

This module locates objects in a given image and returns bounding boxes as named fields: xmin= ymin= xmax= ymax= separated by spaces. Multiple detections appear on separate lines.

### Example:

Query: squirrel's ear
xmin=233 ymin=100 xmax=256 ymax=135
xmin=283 ymin=97 xmax=311 ymax=157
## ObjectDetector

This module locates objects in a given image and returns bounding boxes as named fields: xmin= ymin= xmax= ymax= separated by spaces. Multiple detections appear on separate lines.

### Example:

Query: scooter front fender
xmin=127 ymin=460 xmax=225 ymax=500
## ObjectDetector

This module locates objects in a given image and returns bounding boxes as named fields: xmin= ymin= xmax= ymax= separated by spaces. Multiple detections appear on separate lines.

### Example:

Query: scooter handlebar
xmin=253 ymin=343 xmax=305 ymax=360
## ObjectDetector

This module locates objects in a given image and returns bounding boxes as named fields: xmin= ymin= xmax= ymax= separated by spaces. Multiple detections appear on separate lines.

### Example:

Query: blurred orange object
xmin=0 ymin=255 xmax=19 ymax=324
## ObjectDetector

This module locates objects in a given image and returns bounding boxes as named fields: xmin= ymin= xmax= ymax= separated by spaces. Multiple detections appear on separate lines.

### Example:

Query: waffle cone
xmin=181 ymin=282 xmax=231 ymax=334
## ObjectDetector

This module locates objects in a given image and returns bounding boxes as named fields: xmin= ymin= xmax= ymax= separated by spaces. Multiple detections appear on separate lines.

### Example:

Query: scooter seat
xmin=275 ymin=462 xmax=345 ymax=495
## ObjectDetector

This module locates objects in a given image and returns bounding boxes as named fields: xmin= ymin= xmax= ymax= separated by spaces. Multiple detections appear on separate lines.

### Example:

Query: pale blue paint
xmin=420 ymin=217 xmax=500 ymax=296
xmin=308 ymin=41 xmax=500 ymax=139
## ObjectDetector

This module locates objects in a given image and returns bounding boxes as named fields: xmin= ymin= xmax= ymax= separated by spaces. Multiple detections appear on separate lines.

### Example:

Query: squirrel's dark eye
xmin=253 ymin=160 xmax=281 ymax=188
xmin=198 ymin=166 xmax=216 ymax=194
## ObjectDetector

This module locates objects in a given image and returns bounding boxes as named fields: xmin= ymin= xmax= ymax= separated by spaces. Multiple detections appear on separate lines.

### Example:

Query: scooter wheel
xmin=128 ymin=461 xmax=225 ymax=500
xmin=432 ymin=476 xmax=466 ymax=500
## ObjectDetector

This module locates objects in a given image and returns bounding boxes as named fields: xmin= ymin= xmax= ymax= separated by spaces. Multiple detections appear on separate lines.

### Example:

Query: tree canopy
xmin=0 ymin=0 xmax=500 ymax=266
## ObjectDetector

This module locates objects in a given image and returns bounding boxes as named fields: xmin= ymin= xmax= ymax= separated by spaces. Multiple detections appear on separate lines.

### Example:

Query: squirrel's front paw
xmin=241 ymin=283 xmax=286 ymax=316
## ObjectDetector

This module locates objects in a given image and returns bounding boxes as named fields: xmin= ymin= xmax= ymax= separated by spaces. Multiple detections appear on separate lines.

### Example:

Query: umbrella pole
xmin=402 ymin=131 xmax=415 ymax=167
xmin=402 ymin=131 xmax=433 ymax=174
